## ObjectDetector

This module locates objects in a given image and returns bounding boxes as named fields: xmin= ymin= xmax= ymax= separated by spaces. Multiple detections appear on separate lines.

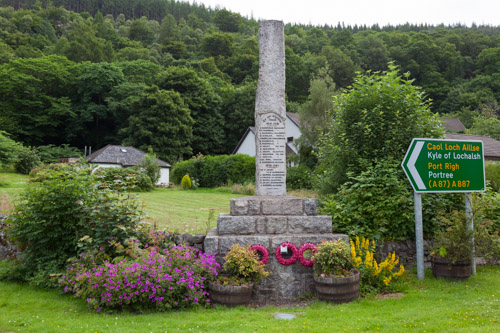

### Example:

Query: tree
xmin=478 ymin=47 xmax=500 ymax=75
xmin=321 ymin=45 xmax=358 ymax=88
xmin=213 ymin=9 xmax=241 ymax=33
xmin=220 ymin=79 xmax=257 ymax=153
xmin=53 ymin=21 xmax=113 ymax=62
xmin=296 ymin=69 xmax=337 ymax=168
xmin=0 ymin=55 xmax=78 ymax=146
xmin=316 ymin=64 xmax=443 ymax=193
xmin=128 ymin=16 xmax=155 ymax=45
xmin=0 ymin=131 xmax=23 ymax=168
xmin=200 ymin=32 xmax=233 ymax=58
xmin=121 ymin=86 xmax=194 ymax=162
xmin=73 ymin=62 xmax=125 ymax=148
xmin=156 ymin=67 xmax=225 ymax=155
xmin=467 ymin=115 xmax=500 ymax=140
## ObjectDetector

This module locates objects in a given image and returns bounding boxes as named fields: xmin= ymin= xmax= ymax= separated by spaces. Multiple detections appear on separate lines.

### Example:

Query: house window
xmin=287 ymin=137 xmax=294 ymax=143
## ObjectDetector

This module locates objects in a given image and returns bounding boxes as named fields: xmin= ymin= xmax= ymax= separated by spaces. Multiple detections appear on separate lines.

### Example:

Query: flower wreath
xmin=249 ymin=244 xmax=269 ymax=265
xmin=275 ymin=242 xmax=298 ymax=266
xmin=298 ymin=243 xmax=317 ymax=267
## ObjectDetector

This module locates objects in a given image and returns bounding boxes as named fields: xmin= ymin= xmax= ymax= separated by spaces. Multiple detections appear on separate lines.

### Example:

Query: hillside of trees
xmin=1 ymin=0 xmax=500 ymax=163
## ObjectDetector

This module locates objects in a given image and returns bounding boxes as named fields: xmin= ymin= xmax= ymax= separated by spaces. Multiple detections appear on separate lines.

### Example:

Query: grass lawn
xmin=136 ymin=188 xmax=245 ymax=234
xmin=0 ymin=172 xmax=244 ymax=233
xmin=0 ymin=266 xmax=498 ymax=332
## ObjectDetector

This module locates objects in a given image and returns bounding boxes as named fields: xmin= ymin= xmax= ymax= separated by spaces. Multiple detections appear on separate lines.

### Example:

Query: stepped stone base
xmin=204 ymin=196 xmax=348 ymax=303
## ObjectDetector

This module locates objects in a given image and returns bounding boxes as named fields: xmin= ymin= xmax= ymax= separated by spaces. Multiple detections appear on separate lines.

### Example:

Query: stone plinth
xmin=204 ymin=196 xmax=348 ymax=303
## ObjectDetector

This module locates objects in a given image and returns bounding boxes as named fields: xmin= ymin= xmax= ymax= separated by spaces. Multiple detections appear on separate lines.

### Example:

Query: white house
xmin=233 ymin=112 xmax=302 ymax=162
xmin=85 ymin=145 xmax=171 ymax=185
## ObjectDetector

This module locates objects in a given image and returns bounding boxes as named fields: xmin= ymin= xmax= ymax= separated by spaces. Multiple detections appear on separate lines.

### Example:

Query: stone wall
xmin=376 ymin=239 xmax=434 ymax=268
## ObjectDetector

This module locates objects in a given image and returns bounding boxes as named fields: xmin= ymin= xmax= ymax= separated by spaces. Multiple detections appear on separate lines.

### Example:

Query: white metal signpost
xmin=402 ymin=138 xmax=486 ymax=280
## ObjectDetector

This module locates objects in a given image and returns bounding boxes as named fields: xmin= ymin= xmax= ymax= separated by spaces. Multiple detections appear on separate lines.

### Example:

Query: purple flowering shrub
xmin=61 ymin=246 xmax=220 ymax=312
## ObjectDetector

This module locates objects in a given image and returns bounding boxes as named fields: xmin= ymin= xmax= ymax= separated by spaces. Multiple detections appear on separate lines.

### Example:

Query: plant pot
xmin=208 ymin=282 xmax=254 ymax=307
xmin=314 ymin=269 xmax=360 ymax=303
xmin=431 ymin=256 xmax=471 ymax=280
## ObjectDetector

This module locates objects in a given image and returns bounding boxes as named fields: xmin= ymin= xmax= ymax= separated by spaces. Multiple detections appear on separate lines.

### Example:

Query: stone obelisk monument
xmin=204 ymin=20 xmax=346 ymax=303
xmin=255 ymin=20 xmax=287 ymax=196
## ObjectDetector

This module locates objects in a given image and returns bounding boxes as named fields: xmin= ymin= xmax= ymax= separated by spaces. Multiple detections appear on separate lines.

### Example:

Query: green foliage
xmin=0 ymin=131 xmax=23 ymax=168
xmin=156 ymin=66 xmax=225 ymax=156
xmin=140 ymin=148 xmax=161 ymax=185
xmin=286 ymin=165 xmax=312 ymax=190
xmin=93 ymin=166 xmax=154 ymax=192
xmin=466 ymin=115 xmax=500 ymax=140
xmin=312 ymin=239 xmax=353 ymax=277
xmin=0 ymin=55 xmax=78 ymax=146
xmin=1 ymin=3 xmax=500 ymax=161
xmin=221 ymin=244 xmax=269 ymax=285
xmin=14 ymin=146 xmax=41 ymax=175
xmin=36 ymin=144 xmax=82 ymax=164
xmin=317 ymin=64 xmax=443 ymax=193
xmin=171 ymin=154 xmax=255 ymax=188
xmin=213 ymin=9 xmax=241 ymax=33
xmin=318 ymin=158 xmax=459 ymax=240
xmin=432 ymin=210 xmax=474 ymax=262
xmin=296 ymin=69 xmax=337 ymax=167
xmin=121 ymin=86 xmax=193 ymax=162
xmin=5 ymin=166 xmax=143 ymax=286
xmin=181 ymin=174 xmax=192 ymax=189
xmin=319 ymin=159 xmax=413 ymax=240
xmin=485 ymin=162 xmax=500 ymax=192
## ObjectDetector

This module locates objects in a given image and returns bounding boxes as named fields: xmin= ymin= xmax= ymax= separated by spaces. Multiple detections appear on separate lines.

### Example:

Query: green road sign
xmin=402 ymin=138 xmax=486 ymax=193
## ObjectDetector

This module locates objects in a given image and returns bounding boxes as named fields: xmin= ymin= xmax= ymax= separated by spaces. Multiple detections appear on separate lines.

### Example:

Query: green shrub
xmin=319 ymin=158 xmax=461 ymax=240
xmin=93 ymin=166 xmax=154 ymax=191
xmin=181 ymin=174 xmax=192 ymax=189
xmin=171 ymin=154 xmax=255 ymax=187
xmin=14 ymin=147 xmax=41 ymax=175
xmin=5 ymin=166 xmax=144 ymax=287
xmin=486 ymin=162 xmax=500 ymax=192
xmin=36 ymin=144 xmax=82 ymax=164
xmin=140 ymin=149 xmax=161 ymax=185
xmin=221 ymin=244 xmax=269 ymax=285
xmin=0 ymin=131 xmax=23 ymax=169
xmin=286 ymin=165 xmax=312 ymax=189
xmin=312 ymin=239 xmax=353 ymax=277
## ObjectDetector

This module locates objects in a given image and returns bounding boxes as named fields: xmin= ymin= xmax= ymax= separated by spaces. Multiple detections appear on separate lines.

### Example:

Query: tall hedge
xmin=171 ymin=154 xmax=255 ymax=187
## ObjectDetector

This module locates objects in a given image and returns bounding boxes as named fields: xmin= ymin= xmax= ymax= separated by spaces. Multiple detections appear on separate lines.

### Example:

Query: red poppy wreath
xmin=275 ymin=242 xmax=298 ymax=265
xmin=249 ymin=244 xmax=269 ymax=265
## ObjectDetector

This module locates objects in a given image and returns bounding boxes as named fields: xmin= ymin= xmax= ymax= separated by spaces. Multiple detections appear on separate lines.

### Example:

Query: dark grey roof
xmin=439 ymin=118 xmax=466 ymax=132
xmin=287 ymin=112 xmax=300 ymax=127
xmin=444 ymin=133 xmax=500 ymax=160
xmin=85 ymin=145 xmax=170 ymax=167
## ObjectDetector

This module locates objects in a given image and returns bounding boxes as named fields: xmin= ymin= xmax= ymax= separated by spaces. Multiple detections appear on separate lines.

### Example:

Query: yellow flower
xmin=353 ymin=257 xmax=362 ymax=267
xmin=383 ymin=276 xmax=392 ymax=286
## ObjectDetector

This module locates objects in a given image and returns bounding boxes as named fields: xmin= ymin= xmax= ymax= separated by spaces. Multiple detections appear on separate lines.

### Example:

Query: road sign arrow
xmin=408 ymin=141 xmax=426 ymax=190
xmin=402 ymin=138 xmax=485 ymax=193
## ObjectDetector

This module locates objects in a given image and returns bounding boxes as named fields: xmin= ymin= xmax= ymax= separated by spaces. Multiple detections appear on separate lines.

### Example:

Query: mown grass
xmin=0 ymin=266 xmax=498 ymax=332
xmin=136 ymin=187 xmax=245 ymax=234
xmin=0 ymin=172 xmax=318 ymax=233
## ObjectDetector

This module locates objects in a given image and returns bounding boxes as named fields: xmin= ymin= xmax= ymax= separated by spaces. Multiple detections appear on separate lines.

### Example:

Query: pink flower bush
xmin=62 ymin=246 xmax=220 ymax=312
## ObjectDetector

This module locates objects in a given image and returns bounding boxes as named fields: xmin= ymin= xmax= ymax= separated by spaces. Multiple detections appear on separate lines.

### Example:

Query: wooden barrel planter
xmin=208 ymin=282 xmax=253 ymax=307
xmin=431 ymin=256 xmax=471 ymax=280
xmin=314 ymin=270 xmax=360 ymax=303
